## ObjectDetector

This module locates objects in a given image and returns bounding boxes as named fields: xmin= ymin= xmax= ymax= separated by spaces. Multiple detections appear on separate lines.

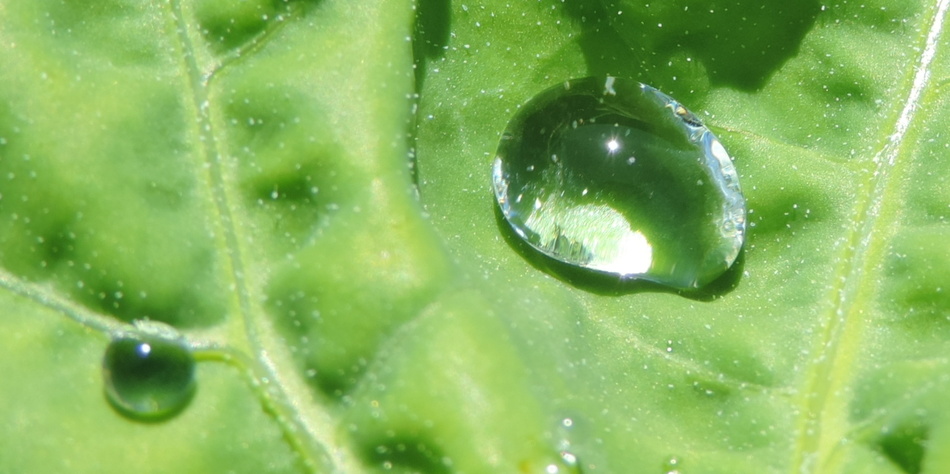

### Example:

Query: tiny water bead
xmin=102 ymin=333 xmax=196 ymax=421
xmin=663 ymin=456 xmax=682 ymax=474
xmin=492 ymin=76 xmax=745 ymax=289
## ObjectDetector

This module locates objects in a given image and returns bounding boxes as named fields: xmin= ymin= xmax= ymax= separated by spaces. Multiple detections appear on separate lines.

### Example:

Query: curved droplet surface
xmin=492 ymin=76 xmax=745 ymax=289
xmin=102 ymin=333 xmax=196 ymax=421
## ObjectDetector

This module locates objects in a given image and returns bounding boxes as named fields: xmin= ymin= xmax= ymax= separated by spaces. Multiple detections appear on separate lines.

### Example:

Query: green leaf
xmin=2 ymin=0 xmax=949 ymax=472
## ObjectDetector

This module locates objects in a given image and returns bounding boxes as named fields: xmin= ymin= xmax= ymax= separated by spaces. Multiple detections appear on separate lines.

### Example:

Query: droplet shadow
xmin=412 ymin=0 xmax=452 ymax=90
xmin=494 ymin=203 xmax=744 ymax=301
xmin=560 ymin=0 xmax=822 ymax=93
xmin=408 ymin=0 xmax=452 ymax=191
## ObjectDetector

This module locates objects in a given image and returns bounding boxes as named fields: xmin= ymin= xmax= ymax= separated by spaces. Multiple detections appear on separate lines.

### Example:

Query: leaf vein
xmin=0 ymin=267 xmax=121 ymax=335
xmin=789 ymin=0 xmax=950 ymax=471
xmin=168 ymin=1 xmax=350 ymax=471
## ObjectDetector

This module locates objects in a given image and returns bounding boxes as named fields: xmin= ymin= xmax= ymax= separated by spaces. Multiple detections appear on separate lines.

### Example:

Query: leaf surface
xmin=1 ymin=0 xmax=949 ymax=473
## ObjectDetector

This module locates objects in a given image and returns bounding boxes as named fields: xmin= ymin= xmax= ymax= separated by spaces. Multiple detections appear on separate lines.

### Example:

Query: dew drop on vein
xmin=102 ymin=330 xmax=196 ymax=421
xmin=492 ymin=76 xmax=745 ymax=289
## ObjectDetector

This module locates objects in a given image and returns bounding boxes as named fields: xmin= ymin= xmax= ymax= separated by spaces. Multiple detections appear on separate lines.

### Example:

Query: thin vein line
xmin=712 ymin=125 xmax=863 ymax=168
xmin=168 ymin=1 xmax=345 ymax=471
xmin=843 ymin=357 xmax=950 ymax=438
xmin=880 ymin=0 xmax=949 ymax=168
xmin=211 ymin=5 xmax=299 ymax=80
xmin=823 ymin=357 xmax=950 ymax=466
xmin=169 ymin=0 xmax=253 ymax=356
xmin=0 ymin=268 xmax=123 ymax=335
xmin=600 ymin=316 xmax=783 ymax=395
xmin=790 ymin=1 xmax=950 ymax=472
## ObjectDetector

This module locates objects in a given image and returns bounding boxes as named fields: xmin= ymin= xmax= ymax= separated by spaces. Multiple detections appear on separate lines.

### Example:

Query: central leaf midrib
xmin=789 ymin=1 xmax=950 ymax=471
xmin=168 ymin=2 xmax=349 ymax=472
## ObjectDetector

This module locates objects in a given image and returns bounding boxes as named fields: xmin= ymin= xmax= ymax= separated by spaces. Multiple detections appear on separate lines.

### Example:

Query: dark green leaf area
xmin=412 ymin=0 xmax=452 ymax=89
xmin=195 ymin=0 xmax=278 ymax=52
xmin=588 ymin=0 xmax=823 ymax=91
xmin=267 ymin=208 xmax=452 ymax=397
xmin=876 ymin=419 xmax=928 ymax=474
xmin=193 ymin=0 xmax=324 ymax=54
xmin=0 ymin=2 xmax=226 ymax=328
xmin=849 ymin=362 xmax=950 ymax=474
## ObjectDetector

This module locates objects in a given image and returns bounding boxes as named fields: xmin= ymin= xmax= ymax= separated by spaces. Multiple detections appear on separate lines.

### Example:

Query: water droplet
xmin=492 ymin=76 xmax=745 ymax=289
xmin=540 ymin=450 xmax=582 ymax=474
xmin=102 ymin=330 xmax=195 ymax=421
xmin=560 ymin=450 xmax=578 ymax=467
xmin=663 ymin=456 xmax=682 ymax=474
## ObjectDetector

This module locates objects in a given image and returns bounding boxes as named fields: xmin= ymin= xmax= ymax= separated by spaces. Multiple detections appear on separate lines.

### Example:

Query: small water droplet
xmin=663 ymin=456 xmax=682 ymax=474
xmin=102 ymin=330 xmax=195 ymax=421
xmin=539 ymin=450 xmax=583 ymax=474
xmin=560 ymin=450 xmax=578 ymax=467
xmin=492 ymin=76 xmax=745 ymax=289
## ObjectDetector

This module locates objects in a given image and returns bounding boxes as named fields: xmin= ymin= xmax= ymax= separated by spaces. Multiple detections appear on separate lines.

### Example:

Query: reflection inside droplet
xmin=102 ymin=332 xmax=196 ymax=421
xmin=492 ymin=76 xmax=745 ymax=289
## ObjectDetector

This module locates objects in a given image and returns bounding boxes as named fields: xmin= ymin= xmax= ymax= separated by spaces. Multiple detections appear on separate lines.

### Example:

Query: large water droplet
xmin=492 ymin=76 xmax=745 ymax=289
xmin=102 ymin=330 xmax=196 ymax=421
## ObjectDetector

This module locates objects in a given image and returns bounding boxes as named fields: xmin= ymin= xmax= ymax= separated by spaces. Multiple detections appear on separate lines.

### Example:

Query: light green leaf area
xmin=1 ymin=0 xmax=949 ymax=472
